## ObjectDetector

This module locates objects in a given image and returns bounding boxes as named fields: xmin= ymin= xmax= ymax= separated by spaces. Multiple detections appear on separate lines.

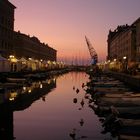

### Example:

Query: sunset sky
xmin=10 ymin=0 xmax=140 ymax=64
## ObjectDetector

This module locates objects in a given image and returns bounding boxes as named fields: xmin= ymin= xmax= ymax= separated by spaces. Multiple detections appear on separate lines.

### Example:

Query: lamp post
xmin=123 ymin=56 xmax=127 ymax=60
xmin=47 ymin=60 xmax=51 ymax=69
xmin=113 ymin=59 xmax=117 ymax=62
xmin=123 ymin=56 xmax=127 ymax=72
xmin=9 ymin=55 xmax=17 ymax=72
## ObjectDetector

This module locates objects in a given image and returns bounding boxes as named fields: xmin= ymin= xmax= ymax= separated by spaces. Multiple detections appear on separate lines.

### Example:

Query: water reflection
xmin=0 ymin=77 xmax=56 ymax=140
xmin=80 ymin=99 xmax=84 ymax=108
xmin=0 ymin=72 xmax=118 ymax=140
xmin=79 ymin=119 xmax=84 ymax=127
xmin=76 ymin=88 xmax=80 ymax=94
xmin=73 ymin=98 xmax=77 ymax=104
xmin=73 ymin=86 xmax=75 ymax=90
xmin=69 ymin=128 xmax=76 ymax=140
xmin=0 ymin=78 xmax=56 ymax=105
xmin=69 ymin=128 xmax=88 ymax=140
xmin=0 ymin=103 xmax=13 ymax=140
xmin=11 ymin=79 xmax=56 ymax=111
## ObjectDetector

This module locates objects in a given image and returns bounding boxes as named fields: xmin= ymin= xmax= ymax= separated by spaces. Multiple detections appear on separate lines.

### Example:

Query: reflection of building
xmin=0 ymin=103 xmax=14 ymax=140
xmin=11 ymin=78 xmax=56 ymax=111
xmin=0 ymin=0 xmax=16 ymax=58
xmin=107 ymin=17 xmax=140 ymax=64
xmin=0 ymin=78 xmax=56 ymax=140
xmin=14 ymin=31 xmax=57 ymax=61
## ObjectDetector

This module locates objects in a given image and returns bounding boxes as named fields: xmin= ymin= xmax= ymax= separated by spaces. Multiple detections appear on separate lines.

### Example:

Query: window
xmin=137 ymin=47 xmax=140 ymax=53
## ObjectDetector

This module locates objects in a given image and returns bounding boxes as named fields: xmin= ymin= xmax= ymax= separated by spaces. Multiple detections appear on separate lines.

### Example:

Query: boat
xmin=119 ymin=135 xmax=140 ymax=140
xmin=119 ymin=126 xmax=140 ymax=140
xmin=0 ymin=82 xmax=23 ymax=89
xmin=120 ymin=118 xmax=140 ymax=126
xmin=116 ymin=106 xmax=140 ymax=115
xmin=95 ymin=93 xmax=140 ymax=106
xmin=7 ymin=78 xmax=26 ymax=83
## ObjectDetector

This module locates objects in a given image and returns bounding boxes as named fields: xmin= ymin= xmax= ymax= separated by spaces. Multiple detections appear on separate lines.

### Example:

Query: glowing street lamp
xmin=9 ymin=55 xmax=14 ymax=58
xmin=9 ymin=55 xmax=18 ymax=71
xmin=9 ymin=55 xmax=18 ymax=63
xmin=123 ymin=56 xmax=127 ymax=72
xmin=123 ymin=56 xmax=127 ymax=60
xmin=9 ymin=91 xmax=17 ymax=101
xmin=53 ymin=61 xmax=56 ymax=65
xmin=47 ymin=60 xmax=51 ymax=64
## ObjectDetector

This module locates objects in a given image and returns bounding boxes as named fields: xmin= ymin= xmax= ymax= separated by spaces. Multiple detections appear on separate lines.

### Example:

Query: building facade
xmin=0 ymin=0 xmax=16 ymax=58
xmin=132 ymin=18 xmax=140 ymax=62
xmin=14 ymin=31 xmax=57 ymax=61
xmin=0 ymin=0 xmax=57 ymax=62
xmin=107 ymin=17 xmax=140 ymax=65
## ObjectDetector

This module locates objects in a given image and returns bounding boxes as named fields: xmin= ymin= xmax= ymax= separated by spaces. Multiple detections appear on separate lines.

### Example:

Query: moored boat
xmin=95 ymin=93 xmax=140 ymax=106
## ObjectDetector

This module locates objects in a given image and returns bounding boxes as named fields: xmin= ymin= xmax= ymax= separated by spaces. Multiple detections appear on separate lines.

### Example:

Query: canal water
xmin=1 ymin=72 xmax=117 ymax=140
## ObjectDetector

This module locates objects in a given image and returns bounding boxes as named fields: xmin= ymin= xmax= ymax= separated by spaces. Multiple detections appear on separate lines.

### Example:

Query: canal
xmin=0 ymin=72 xmax=117 ymax=140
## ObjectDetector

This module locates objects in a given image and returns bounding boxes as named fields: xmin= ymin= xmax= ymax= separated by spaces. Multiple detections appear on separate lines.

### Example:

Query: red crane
xmin=85 ymin=36 xmax=98 ymax=65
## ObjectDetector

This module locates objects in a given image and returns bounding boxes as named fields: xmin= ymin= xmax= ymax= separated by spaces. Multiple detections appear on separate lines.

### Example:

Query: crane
xmin=85 ymin=36 xmax=98 ymax=65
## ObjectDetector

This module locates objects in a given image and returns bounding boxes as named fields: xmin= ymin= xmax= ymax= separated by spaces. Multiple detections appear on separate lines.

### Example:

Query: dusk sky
xmin=10 ymin=0 xmax=140 ymax=63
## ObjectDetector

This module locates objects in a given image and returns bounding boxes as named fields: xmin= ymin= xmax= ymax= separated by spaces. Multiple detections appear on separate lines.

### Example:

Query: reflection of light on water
xmin=53 ymin=78 xmax=56 ymax=83
xmin=32 ymin=82 xmax=40 ymax=88
xmin=28 ymin=89 xmax=32 ymax=93
xmin=47 ymin=79 xmax=51 ymax=84
xmin=23 ymin=86 xmax=26 ymax=91
xmin=9 ymin=98 xmax=15 ymax=101
xmin=9 ymin=92 xmax=18 ymax=101
xmin=40 ymin=84 xmax=43 ymax=88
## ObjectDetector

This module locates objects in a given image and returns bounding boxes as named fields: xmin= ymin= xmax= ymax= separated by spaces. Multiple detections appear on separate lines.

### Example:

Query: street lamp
xmin=123 ymin=56 xmax=127 ymax=72
xmin=9 ymin=55 xmax=14 ymax=58
xmin=9 ymin=55 xmax=18 ymax=71
xmin=123 ymin=56 xmax=127 ymax=60
xmin=28 ymin=57 xmax=32 ymax=60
